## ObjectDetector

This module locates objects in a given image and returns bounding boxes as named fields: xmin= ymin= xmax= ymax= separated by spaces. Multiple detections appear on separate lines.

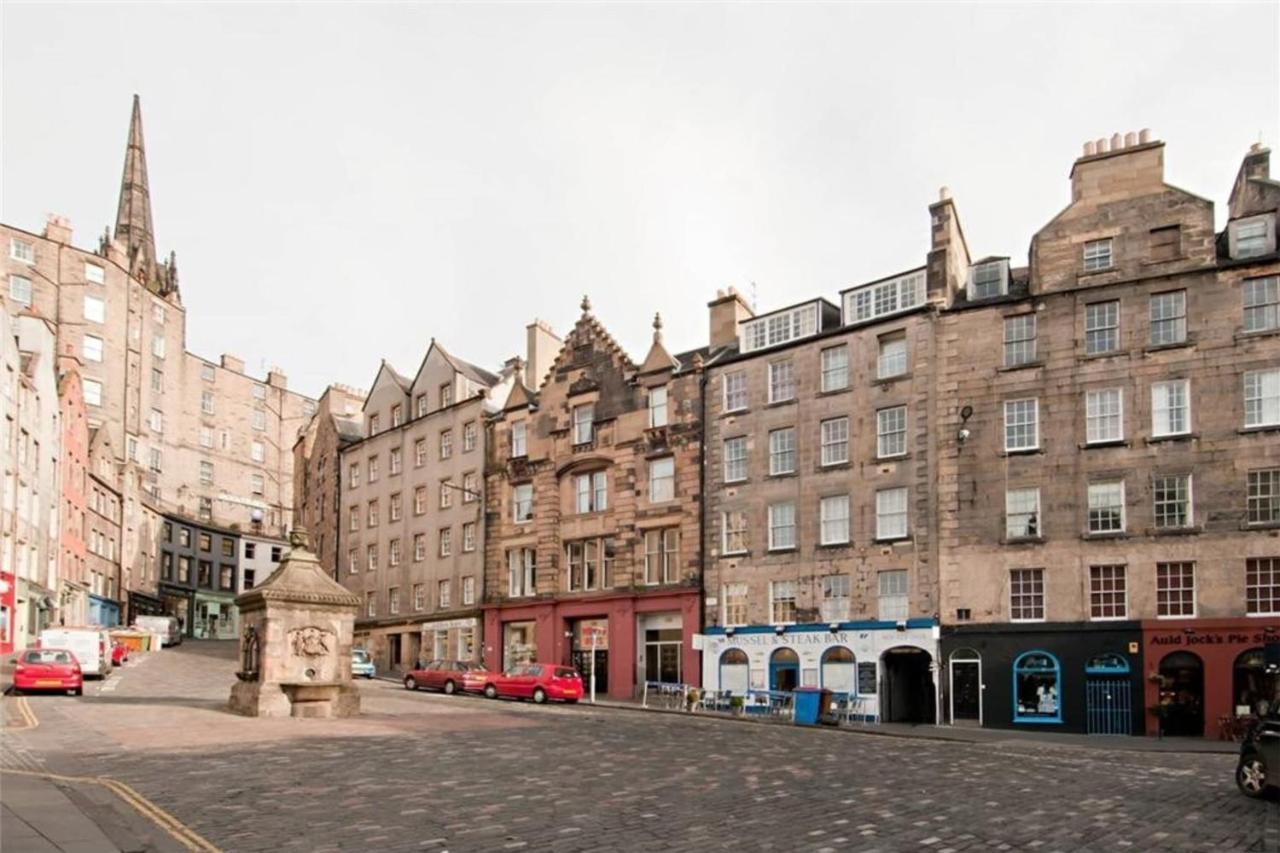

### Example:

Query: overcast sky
xmin=4 ymin=3 xmax=1278 ymax=398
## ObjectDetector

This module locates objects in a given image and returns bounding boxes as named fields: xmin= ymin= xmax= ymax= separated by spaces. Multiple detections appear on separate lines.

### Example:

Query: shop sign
xmin=1151 ymin=629 xmax=1278 ymax=647
xmin=707 ymin=631 xmax=869 ymax=650
xmin=421 ymin=618 xmax=477 ymax=632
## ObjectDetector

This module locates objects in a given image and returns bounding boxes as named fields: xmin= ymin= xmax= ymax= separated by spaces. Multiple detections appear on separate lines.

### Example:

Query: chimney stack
xmin=708 ymin=287 xmax=754 ymax=349
xmin=221 ymin=353 xmax=245 ymax=373
xmin=267 ymin=367 xmax=287 ymax=389
xmin=525 ymin=319 xmax=561 ymax=390
xmin=43 ymin=214 xmax=72 ymax=245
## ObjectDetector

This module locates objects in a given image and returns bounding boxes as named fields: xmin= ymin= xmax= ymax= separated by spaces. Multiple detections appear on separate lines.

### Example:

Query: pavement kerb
xmin=580 ymin=697 xmax=1240 ymax=756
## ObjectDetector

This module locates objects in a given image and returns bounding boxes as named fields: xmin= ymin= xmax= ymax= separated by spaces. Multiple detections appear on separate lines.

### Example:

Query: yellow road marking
xmin=0 ymin=768 xmax=220 ymax=852
xmin=5 ymin=696 xmax=39 ymax=730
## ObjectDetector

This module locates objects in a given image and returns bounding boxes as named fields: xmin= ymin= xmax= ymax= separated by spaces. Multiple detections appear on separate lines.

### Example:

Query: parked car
xmin=110 ymin=641 xmax=129 ymax=666
xmin=38 ymin=628 xmax=112 ymax=678
xmin=482 ymin=663 xmax=583 ymax=704
xmin=1236 ymin=711 xmax=1280 ymax=799
xmin=134 ymin=615 xmax=183 ymax=647
xmin=12 ymin=648 xmax=83 ymax=696
xmin=351 ymin=649 xmax=376 ymax=679
xmin=403 ymin=659 xmax=487 ymax=695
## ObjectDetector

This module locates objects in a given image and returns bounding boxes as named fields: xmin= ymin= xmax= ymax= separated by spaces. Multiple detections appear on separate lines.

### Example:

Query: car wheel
xmin=443 ymin=680 xmax=456 ymax=695
xmin=73 ymin=687 xmax=83 ymax=697
xmin=1237 ymin=754 xmax=1269 ymax=798
xmin=404 ymin=676 xmax=418 ymax=691
xmin=565 ymin=698 xmax=578 ymax=705
xmin=484 ymin=684 xmax=498 ymax=699
xmin=532 ymin=687 xmax=547 ymax=704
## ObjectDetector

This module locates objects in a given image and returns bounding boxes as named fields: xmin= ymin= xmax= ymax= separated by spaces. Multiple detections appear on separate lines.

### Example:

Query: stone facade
xmin=341 ymin=342 xmax=518 ymax=674
xmin=292 ymin=384 xmax=365 ymax=580
xmin=482 ymin=302 xmax=702 ymax=699
xmin=56 ymin=365 xmax=91 ymax=627
xmin=156 ymin=512 xmax=241 ymax=639
xmin=933 ymin=134 xmax=1280 ymax=736
xmin=0 ymin=310 xmax=61 ymax=652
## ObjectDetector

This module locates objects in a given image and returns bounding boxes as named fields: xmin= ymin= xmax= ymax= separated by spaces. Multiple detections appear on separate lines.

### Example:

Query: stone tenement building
xmin=1 ymin=97 xmax=315 ymax=556
xmin=483 ymin=301 xmax=703 ymax=700
xmin=338 ymin=335 xmax=535 ymax=674
xmin=935 ymin=134 xmax=1280 ymax=738
xmin=697 ymin=131 xmax=1278 ymax=739
xmin=293 ymin=383 xmax=366 ymax=579
xmin=1 ymin=310 xmax=61 ymax=653
xmin=699 ymin=270 xmax=945 ymax=724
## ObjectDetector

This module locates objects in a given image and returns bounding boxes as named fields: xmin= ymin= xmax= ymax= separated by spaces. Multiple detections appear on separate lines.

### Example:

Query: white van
xmin=38 ymin=628 xmax=113 ymax=678
xmin=135 ymin=615 xmax=183 ymax=647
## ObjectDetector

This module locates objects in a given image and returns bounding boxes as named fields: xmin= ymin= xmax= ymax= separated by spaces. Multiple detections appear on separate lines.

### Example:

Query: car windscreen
xmin=352 ymin=651 xmax=370 ymax=663
xmin=25 ymin=650 xmax=74 ymax=664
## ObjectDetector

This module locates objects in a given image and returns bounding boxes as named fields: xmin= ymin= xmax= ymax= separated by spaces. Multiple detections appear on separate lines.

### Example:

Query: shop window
xmin=821 ymin=646 xmax=856 ymax=695
xmin=1013 ymin=651 xmax=1061 ymax=724
xmin=719 ymin=648 xmax=749 ymax=695
xmin=1233 ymin=648 xmax=1278 ymax=717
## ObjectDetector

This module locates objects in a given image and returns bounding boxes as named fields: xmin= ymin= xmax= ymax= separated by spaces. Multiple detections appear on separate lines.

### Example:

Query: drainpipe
xmin=697 ymin=364 xmax=708 ymax=666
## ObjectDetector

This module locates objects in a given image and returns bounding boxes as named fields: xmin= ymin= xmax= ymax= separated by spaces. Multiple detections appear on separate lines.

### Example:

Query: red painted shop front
xmin=0 ymin=571 xmax=15 ymax=656
xmin=1141 ymin=618 xmax=1280 ymax=738
xmin=482 ymin=588 xmax=701 ymax=700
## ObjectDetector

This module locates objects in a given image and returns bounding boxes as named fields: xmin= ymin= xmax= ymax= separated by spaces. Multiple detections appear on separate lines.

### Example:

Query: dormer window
xmin=391 ymin=404 xmax=403 ymax=428
xmin=1082 ymin=238 xmax=1114 ymax=273
xmin=368 ymin=413 xmax=380 ymax=436
xmin=739 ymin=303 xmax=819 ymax=353
xmin=844 ymin=269 xmax=925 ymax=324
xmin=1232 ymin=214 xmax=1275 ymax=259
xmin=969 ymin=260 xmax=1009 ymax=299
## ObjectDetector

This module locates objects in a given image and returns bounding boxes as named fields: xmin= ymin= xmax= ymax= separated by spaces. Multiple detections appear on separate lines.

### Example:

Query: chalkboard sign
xmin=858 ymin=662 xmax=878 ymax=695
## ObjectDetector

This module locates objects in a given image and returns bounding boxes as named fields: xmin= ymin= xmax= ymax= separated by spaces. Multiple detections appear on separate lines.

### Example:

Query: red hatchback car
xmin=13 ymin=648 xmax=83 ymax=696
xmin=483 ymin=663 xmax=583 ymax=704
xmin=403 ymin=659 xmax=487 ymax=695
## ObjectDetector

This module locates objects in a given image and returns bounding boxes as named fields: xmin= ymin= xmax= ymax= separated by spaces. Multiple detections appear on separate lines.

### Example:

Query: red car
xmin=111 ymin=642 xmax=129 ymax=666
xmin=403 ymin=659 xmax=487 ymax=695
xmin=482 ymin=663 xmax=583 ymax=704
xmin=12 ymin=648 xmax=83 ymax=696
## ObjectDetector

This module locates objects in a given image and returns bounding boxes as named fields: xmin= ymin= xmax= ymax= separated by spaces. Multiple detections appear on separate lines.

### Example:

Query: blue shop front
xmin=88 ymin=593 xmax=121 ymax=628
xmin=700 ymin=619 xmax=941 ymax=723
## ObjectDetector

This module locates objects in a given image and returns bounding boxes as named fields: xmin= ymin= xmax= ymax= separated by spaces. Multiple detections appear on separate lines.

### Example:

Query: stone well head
xmin=228 ymin=527 xmax=362 ymax=718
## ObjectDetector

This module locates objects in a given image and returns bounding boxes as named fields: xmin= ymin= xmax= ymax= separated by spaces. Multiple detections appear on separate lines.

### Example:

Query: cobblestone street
xmin=4 ymin=642 xmax=1278 ymax=852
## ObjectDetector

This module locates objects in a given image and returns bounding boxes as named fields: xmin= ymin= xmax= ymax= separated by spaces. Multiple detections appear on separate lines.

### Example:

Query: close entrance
xmin=882 ymin=646 xmax=935 ymax=724
xmin=948 ymin=648 xmax=982 ymax=726
xmin=1085 ymin=653 xmax=1132 ymax=735
xmin=1158 ymin=651 xmax=1204 ymax=737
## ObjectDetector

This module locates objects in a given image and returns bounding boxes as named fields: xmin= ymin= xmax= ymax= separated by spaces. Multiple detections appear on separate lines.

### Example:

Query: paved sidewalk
xmin=1 ymin=772 xmax=123 ymax=853
xmin=595 ymin=696 xmax=1242 ymax=754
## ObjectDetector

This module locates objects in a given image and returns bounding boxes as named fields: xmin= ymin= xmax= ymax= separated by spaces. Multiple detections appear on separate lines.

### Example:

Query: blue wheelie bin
xmin=793 ymin=687 xmax=832 ymax=726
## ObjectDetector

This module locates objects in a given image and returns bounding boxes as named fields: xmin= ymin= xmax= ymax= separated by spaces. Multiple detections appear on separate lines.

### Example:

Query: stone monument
xmin=228 ymin=527 xmax=362 ymax=718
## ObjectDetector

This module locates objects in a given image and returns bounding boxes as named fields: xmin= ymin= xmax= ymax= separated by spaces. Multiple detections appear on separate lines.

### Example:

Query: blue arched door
xmin=770 ymin=648 xmax=799 ymax=692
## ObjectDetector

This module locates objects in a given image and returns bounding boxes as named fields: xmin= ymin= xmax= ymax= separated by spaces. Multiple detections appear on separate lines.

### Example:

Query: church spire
xmin=114 ymin=94 xmax=159 ymax=289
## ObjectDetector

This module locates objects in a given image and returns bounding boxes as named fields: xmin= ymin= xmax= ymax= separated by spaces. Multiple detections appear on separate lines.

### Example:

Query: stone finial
xmin=652 ymin=312 xmax=663 ymax=343
xmin=581 ymin=294 xmax=591 ymax=313
xmin=288 ymin=526 xmax=311 ymax=551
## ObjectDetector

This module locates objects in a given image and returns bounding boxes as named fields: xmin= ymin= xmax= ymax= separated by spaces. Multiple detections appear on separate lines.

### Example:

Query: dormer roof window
xmin=968 ymin=259 xmax=1009 ymax=300
xmin=842 ymin=268 xmax=926 ymax=325
xmin=1082 ymin=238 xmax=1114 ymax=273
xmin=739 ymin=301 xmax=822 ymax=353
xmin=1232 ymin=214 xmax=1276 ymax=260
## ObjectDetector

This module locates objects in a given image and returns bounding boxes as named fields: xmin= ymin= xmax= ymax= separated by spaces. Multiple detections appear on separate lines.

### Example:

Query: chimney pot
xmin=1250 ymin=142 xmax=1265 ymax=154
xmin=1111 ymin=133 xmax=1123 ymax=150
xmin=1083 ymin=141 xmax=1096 ymax=156
xmin=1139 ymin=128 xmax=1152 ymax=144
xmin=716 ymin=289 xmax=725 ymax=299
xmin=1096 ymin=137 xmax=1109 ymax=153
xmin=938 ymin=185 xmax=951 ymax=201
xmin=1124 ymin=131 xmax=1137 ymax=147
